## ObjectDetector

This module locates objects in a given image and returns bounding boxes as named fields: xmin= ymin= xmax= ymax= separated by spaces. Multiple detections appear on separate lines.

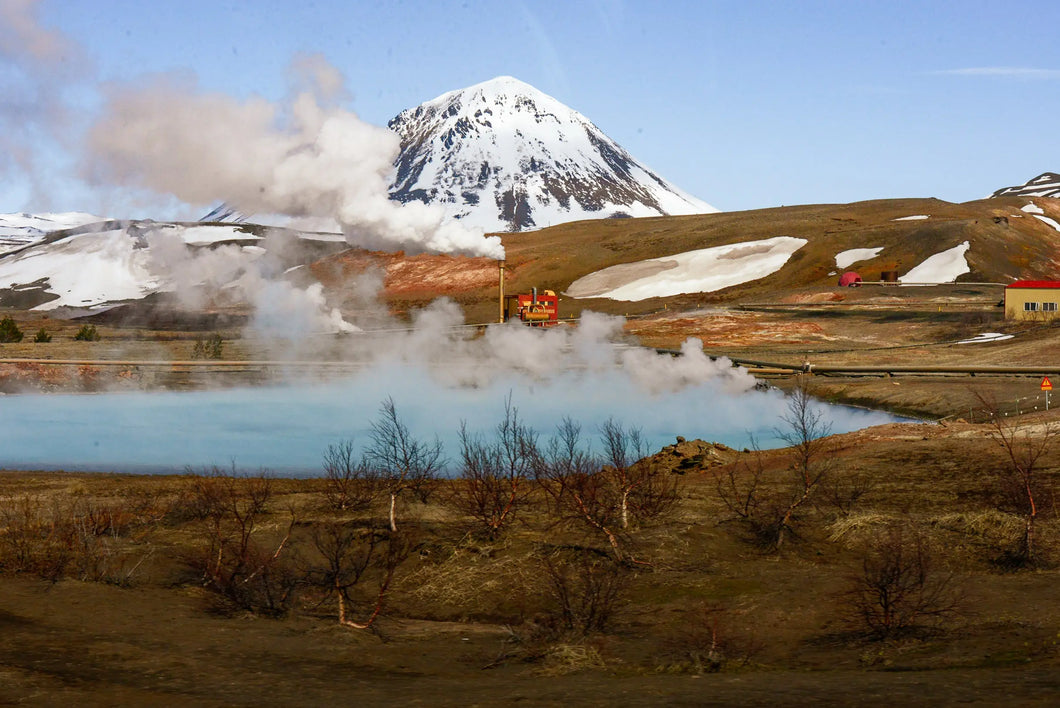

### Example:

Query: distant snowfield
xmin=957 ymin=332 xmax=1014 ymax=345
xmin=1021 ymin=203 xmax=1044 ymax=215
xmin=898 ymin=241 xmax=970 ymax=284
xmin=835 ymin=247 xmax=883 ymax=270
xmin=0 ymin=220 xmax=270 ymax=310
xmin=0 ymin=229 xmax=159 ymax=309
xmin=893 ymin=215 xmax=929 ymax=221
xmin=0 ymin=212 xmax=107 ymax=255
xmin=566 ymin=236 xmax=807 ymax=302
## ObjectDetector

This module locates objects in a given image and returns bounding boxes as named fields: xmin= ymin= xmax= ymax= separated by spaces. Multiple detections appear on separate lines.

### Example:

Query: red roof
xmin=1006 ymin=280 xmax=1060 ymax=289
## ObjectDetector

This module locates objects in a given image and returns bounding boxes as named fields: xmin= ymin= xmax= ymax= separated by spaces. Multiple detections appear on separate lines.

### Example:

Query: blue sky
xmin=4 ymin=0 xmax=1060 ymax=215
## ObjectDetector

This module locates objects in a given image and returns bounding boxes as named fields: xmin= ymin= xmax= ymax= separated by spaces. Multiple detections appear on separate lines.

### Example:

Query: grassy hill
xmin=322 ymin=196 xmax=1060 ymax=324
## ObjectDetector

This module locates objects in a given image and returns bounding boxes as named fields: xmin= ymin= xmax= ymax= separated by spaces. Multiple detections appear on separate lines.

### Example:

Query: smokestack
xmin=498 ymin=259 xmax=505 ymax=323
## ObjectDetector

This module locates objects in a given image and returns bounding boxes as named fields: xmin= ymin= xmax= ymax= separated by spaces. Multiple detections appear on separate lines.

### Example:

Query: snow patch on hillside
xmin=893 ymin=215 xmax=929 ymax=221
xmin=1021 ymin=203 xmax=1044 ymax=215
xmin=567 ymin=236 xmax=807 ymax=302
xmin=957 ymin=332 xmax=1014 ymax=345
xmin=1032 ymin=215 xmax=1060 ymax=232
xmin=898 ymin=241 xmax=970 ymax=284
xmin=0 ymin=229 xmax=159 ymax=309
xmin=835 ymin=247 xmax=883 ymax=270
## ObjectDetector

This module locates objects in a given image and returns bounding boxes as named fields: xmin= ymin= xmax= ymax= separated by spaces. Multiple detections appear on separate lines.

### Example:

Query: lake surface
xmin=0 ymin=364 xmax=905 ymax=475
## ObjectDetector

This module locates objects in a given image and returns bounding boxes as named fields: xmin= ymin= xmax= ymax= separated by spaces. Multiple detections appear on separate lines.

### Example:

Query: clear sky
xmin=4 ymin=0 xmax=1060 ymax=216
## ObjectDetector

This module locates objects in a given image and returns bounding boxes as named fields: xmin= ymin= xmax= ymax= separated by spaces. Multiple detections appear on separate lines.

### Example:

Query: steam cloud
xmin=0 ymin=0 xmax=87 ymax=208
xmin=85 ymin=56 xmax=504 ymax=259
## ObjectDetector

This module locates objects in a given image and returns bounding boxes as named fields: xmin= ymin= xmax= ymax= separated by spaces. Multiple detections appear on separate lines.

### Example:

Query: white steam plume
xmin=85 ymin=55 xmax=504 ymax=259
xmin=143 ymin=228 xmax=356 ymax=336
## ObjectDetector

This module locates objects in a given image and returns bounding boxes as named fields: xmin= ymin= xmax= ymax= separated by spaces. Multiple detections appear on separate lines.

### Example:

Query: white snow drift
xmin=898 ymin=241 xmax=970 ymax=284
xmin=567 ymin=236 xmax=807 ymax=302
xmin=835 ymin=247 xmax=883 ymax=270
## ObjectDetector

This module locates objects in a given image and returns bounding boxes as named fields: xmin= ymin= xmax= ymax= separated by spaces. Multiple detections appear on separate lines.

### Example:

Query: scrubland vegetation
xmin=2 ymin=384 xmax=1060 ymax=703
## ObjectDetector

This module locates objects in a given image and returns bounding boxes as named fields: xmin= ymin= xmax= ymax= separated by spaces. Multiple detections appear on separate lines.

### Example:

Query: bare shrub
xmin=365 ymin=397 xmax=444 ymax=532
xmin=302 ymin=521 xmax=411 ymax=629
xmin=663 ymin=601 xmax=760 ymax=673
xmin=0 ymin=493 xmax=157 ymax=585
xmin=184 ymin=468 xmax=298 ymax=615
xmin=533 ymin=418 xmax=679 ymax=562
xmin=714 ymin=380 xmax=834 ymax=551
xmin=321 ymin=439 xmax=379 ymax=512
xmin=843 ymin=524 xmax=962 ymax=639
xmin=534 ymin=546 xmax=631 ymax=637
xmin=0 ymin=495 xmax=71 ymax=581
xmin=449 ymin=396 xmax=535 ymax=539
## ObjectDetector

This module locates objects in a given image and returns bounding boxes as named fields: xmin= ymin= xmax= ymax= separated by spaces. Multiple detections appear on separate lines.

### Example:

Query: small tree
xmin=714 ymin=379 xmax=833 ymax=551
xmin=536 ymin=546 xmax=631 ymax=636
xmin=33 ymin=328 xmax=51 ymax=343
xmin=0 ymin=316 xmax=23 ymax=343
xmin=321 ymin=439 xmax=379 ymax=512
xmin=184 ymin=468 xmax=297 ymax=615
xmin=450 ymin=395 xmax=536 ymax=539
xmin=976 ymin=391 xmax=1058 ymax=567
xmin=533 ymin=418 xmax=678 ymax=562
xmin=844 ymin=524 xmax=961 ymax=639
xmin=365 ymin=397 xmax=444 ymax=532
xmin=74 ymin=324 xmax=101 ymax=341
xmin=303 ymin=521 xmax=410 ymax=629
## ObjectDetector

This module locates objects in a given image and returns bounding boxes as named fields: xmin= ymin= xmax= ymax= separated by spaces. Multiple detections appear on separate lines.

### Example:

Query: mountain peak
xmin=388 ymin=77 xmax=716 ymax=232
xmin=991 ymin=172 xmax=1060 ymax=199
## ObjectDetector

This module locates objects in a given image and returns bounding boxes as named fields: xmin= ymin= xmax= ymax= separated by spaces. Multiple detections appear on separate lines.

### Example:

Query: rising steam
xmin=85 ymin=56 xmax=504 ymax=259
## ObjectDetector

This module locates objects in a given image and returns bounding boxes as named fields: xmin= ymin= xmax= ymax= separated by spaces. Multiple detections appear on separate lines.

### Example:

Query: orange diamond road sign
xmin=1042 ymin=377 xmax=1053 ymax=391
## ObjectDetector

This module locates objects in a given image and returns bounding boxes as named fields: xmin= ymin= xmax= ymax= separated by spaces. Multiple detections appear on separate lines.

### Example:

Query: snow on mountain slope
xmin=388 ymin=76 xmax=717 ymax=232
xmin=835 ymin=247 xmax=883 ymax=270
xmin=0 ymin=222 xmax=273 ymax=310
xmin=566 ymin=237 xmax=806 ymax=302
xmin=898 ymin=241 xmax=970 ymax=284
xmin=992 ymin=173 xmax=1060 ymax=199
xmin=0 ymin=212 xmax=107 ymax=255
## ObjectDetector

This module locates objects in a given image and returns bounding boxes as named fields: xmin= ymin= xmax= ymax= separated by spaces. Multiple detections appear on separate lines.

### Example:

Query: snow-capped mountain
xmin=387 ymin=76 xmax=717 ymax=232
xmin=992 ymin=173 xmax=1060 ymax=199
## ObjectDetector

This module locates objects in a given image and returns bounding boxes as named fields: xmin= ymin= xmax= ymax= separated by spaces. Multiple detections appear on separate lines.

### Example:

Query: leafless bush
xmin=301 ymin=521 xmax=411 ymax=629
xmin=449 ymin=396 xmax=535 ymax=539
xmin=663 ymin=601 xmax=760 ymax=673
xmin=0 ymin=495 xmax=71 ymax=581
xmin=843 ymin=524 xmax=962 ymax=639
xmin=0 ymin=494 xmax=156 ymax=585
xmin=321 ymin=439 xmax=379 ymax=512
xmin=714 ymin=380 xmax=834 ymax=551
xmin=365 ymin=397 xmax=445 ymax=531
xmin=534 ymin=546 xmax=632 ymax=637
xmin=184 ymin=468 xmax=298 ymax=615
xmin=533 ymin=418 xmax=679 ymax=562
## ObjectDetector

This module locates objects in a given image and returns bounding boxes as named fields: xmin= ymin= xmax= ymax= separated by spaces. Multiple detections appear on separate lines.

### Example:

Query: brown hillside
xmin=311 ymin=197 xmax=1060 ymax=324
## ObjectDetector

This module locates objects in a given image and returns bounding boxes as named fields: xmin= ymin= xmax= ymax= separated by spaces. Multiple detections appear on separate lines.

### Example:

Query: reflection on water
xmin=0 ymin=367 xmax=904 ymax=476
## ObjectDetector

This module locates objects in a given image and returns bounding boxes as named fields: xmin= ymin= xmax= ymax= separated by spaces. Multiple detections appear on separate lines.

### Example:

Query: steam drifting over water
xmin=0 ymin=310 xmax=900 ymax=474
